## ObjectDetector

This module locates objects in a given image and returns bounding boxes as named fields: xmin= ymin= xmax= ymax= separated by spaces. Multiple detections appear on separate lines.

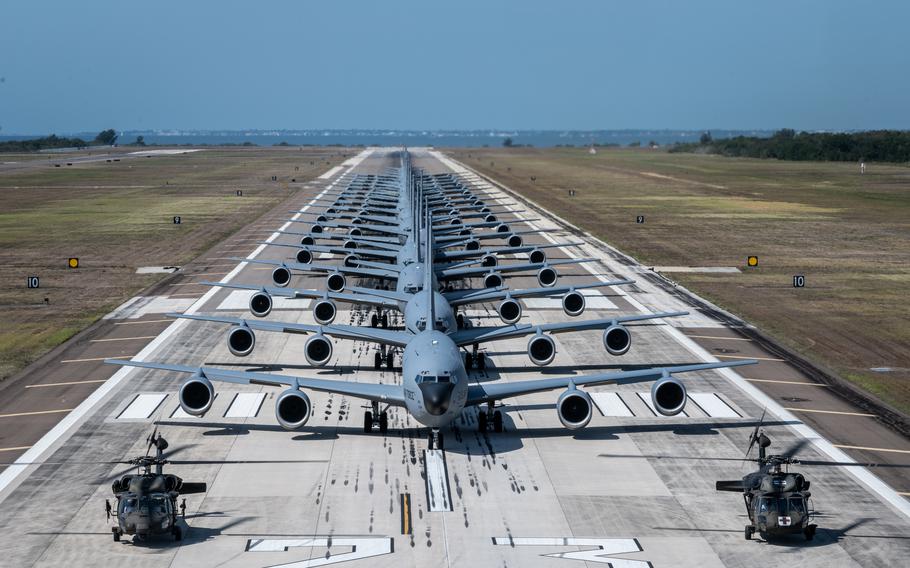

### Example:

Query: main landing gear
xmin=370 ymin=311 xmax=389 ymax=329
xmin=478 ymin=403 xmax=503 ymax=433
xmin=374 ymin=346 xmax=395 ymax=370
xmin=428 ymin=428 xmax=444 ymax=450
xmin=363 ymin=401 xmax=389 ymax=434
xmin=464 ymin=344 xmax=485 ymax=370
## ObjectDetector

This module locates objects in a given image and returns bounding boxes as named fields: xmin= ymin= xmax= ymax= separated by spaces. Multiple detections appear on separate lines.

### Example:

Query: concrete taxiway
xmin=0 ymin=148 xmax=907 ymax=567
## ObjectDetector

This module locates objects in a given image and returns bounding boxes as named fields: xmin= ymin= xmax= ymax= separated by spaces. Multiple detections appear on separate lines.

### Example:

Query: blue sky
xmin=1 ymin=0 xmax=908 ymax=133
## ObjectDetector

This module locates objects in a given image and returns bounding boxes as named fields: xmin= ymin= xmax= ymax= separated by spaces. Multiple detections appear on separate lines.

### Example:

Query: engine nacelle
xmin=483 ymin=272 xmax=504 ymax=289
xmin=484 ymin=214 xmax=498 ymax=223
xmin=537 ymin=266 xmax=558 ymax=287
xmin=557 ymin=388 xmax=593 ymax=429
xmin=296 ymin=248 xmax=313 ymax=264
xmin=311 ymin=224 xmax=324 ymax=234
xmin=602 ymin=324 xmax=631 ymax=356
xmin=450 ymin=218 xmax=462 ymax=226
xmin=227 ymin=325 xmax=255 ymax=357
xmin=459 ymin=229 xmax=472 ymax=236
xmin=528 ymin=248 xmax=546 ymax=264
xmin=300 ymin=236 xmax=315 ymax=246
xmin=305 ymin=334 xmax=333 ymax=366
xmin=343 ymin=254 xmax=360 ymax=268
xmin=562 ymin=291 xmax=586 ymax=317
xmin=271 ymin=266 xmax=292 ymax=287
xmin=480 ymin=206 xmax=491 ymax=213
xmin=349 ymin=228 xmax=362 ymax=237
xmin=326 ymin=272 xmax=346 ymax=292
xmin=508 ymin=235 xmax=523 ymax=248
xmin=275 ymin=389 xmax=312 ymax=430
xmin=473 ymin=199 xmax=483 ymax=206
xmin=343 ymin=240 xmax=357 ymax=250
xmin=498 ymin=298 xmax=522 ymax=324
xmin=313 ymin=299 xmax=337 ymax=325
xmin=316 ymin=214 xmax=327 ymax=223
xmin=178 ymin=374 xmax=214 ymax=416
xmin=351 ymin=217 xmax=363 ymax=225
xmin=651 ymin=376 xmax=687 ymax=416
xmin=249 ymin=292 xmax=273 ymax=317
xmin=465 ymin=239 xmax=480 ymax=251
xmin=481 ymin=254 xmax=498 ymax=267
xmin=496 ymin=223 xmax=511 ymax=233
xmin=527 ymin=333 xmax=556 ymax=366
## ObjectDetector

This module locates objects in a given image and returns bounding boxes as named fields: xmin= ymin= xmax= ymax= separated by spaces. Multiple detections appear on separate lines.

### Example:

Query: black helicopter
xmin=106 ymin=429 xmax=205 ymax=542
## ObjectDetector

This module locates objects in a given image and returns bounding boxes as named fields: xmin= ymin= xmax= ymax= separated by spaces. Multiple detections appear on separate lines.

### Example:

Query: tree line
xmin=670 ymin=129 xmax=910 ymax=162
xmin=0 ymin=129 xmax=118 ymax=152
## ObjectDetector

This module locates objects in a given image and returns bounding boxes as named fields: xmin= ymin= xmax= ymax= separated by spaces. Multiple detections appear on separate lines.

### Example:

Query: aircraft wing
xmin=449 ymin=311 xmax=686 ymax=346
xmin=437 ymin=257 xmax=596 ymax=279
xmin=465 ymin=360 xmax=757 ymax=405
xmin=169 ymin=313 xmax=412 ymax=347
xmin=106 ymin=360 xmax=406 ymax=406
xmin=232 ymin=257 xmax=400 ymax=279
xmin=199 ymin=281 xmax=401 ymax=309
xmin=447 ymin=279 xmax=633 ymax=307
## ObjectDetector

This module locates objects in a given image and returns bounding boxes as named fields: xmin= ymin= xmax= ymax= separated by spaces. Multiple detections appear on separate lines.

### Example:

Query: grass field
xmin=451 ymin=147 xmax=910 ymax=413
xmin=0 ymin=147 xmax=343 ymax=381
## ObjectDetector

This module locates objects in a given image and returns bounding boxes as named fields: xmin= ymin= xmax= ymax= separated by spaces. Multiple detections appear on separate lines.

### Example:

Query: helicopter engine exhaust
xmin=562 ymin=291 xmax=585 ymax=317
xmin=651 ymin=376 xmax=687 ymax=416
xmin=313 ymin=299 xmax=337 ymax=325
xmin=527 ymin=333 xmax=556 ymax=366
xmin=179 ymin=374 xmax=214 ymax=416
xmin=305 ymin=334 xmax=333 ymax=366
xmin=537 ymin=266 xmax=558 ymax=287
xmin=556 ymin=388 xmax=593 ymax=429
xmin=276 ymin=389 xmax=312 ymax=430
xmin=249 ymin=292 xmax=273 ymax=317
xmin=602 ymin=324 xmax=631 ymax=356
xmin=326 ymin=272 xmax=346 ymax=292
xmin=498 ymin=298 xmax=522 ymax=324
xmin=271 ymin=266 xmax=292 ymax=288
xmin=227 ymin=326 xmax=255 ymax=357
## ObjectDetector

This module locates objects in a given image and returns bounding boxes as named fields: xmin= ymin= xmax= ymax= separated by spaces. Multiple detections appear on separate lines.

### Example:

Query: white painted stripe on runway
xmin=318 ymin=166 xmax=344 ymax=179
xmin=117 ymin=393 xmax=167 ymax=419
xmin=688 ymin=392 xmax=740 ymax=418
xmin=424 ymin=449 xmax=452 ymax=512
xmin=591 ymin=392 xmax=633 ymax=417
xmin=215 ymin=290 xmax=311 ymax=311
xmin=0 ymin=150 xmax=372 ymax=502
xmin=224 ymin=393 xmax=266 ymax=418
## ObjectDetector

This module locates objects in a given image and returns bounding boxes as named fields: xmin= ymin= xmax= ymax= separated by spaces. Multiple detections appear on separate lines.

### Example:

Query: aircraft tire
xmin=374 ymin=352 xmax=382 ymax=370
xmin=493 ymin=411 xmax=503 ymax=433
xmin=379 ymin=412 xmax=388 ymax=434
xmin=364 ymin=411 xmax=373 ymax=433
xmin=478 ymin=412 xmax=487 ymax=432
xmin=744 ymin=526 xmax=752 ymax=540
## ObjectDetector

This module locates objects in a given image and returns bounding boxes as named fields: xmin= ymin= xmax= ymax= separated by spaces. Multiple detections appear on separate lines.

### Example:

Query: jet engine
xmin=349 ymin=228 xmax=362 ymax=237
xmin=275 ymin=389 xmax=312 ymax=430
xmin=556 ymin=388 xmax=593 ymax=429
xmin=305 ymin=334 xmax=333 ymax=366
xmin=227 ymin=325 xmax=255 ymax=357
xmin=483 ymin=272 xmax=504 ymax=289
xmin=313 ymin=299 xmax=337 ymax=325
xmin=326 ymin=272 xmax=346 ymax=292
xmin=296 ymin=248 xmax=313 ymax=264
xmin=343 ymin=240 xmax=357 ymax=250
xmin=497 ymin=298 xmax=522 ymax=324
xmin=450 ymin=218 xmax=462 ymax=226
xmin=178 ymin=373 xmax=214 ymax=416
xmin=508 ymin=235 xmax=523 ymax=248
xmin=343 ymin=254 xmax=360 ymax=268
xmin=484 ymin=214 xmax=498 ymax=223
xmin=651 ymin=375 xmax=687 ymax=416
xmin=562 ymin=290 xmax=585 ymax=317
xmin=271 ymin=266 xmax=292 ymax=287
xmin=465 ymin=239 xmax=480 ymax=251
xmin=527 ymin=333 xmax=556 ymax=366
xmin=537 ymin=266 xmax=558 ymax=287
xmin=300 ymin=236 xmax=315 ymax=246
xmin=602 ymin=324 xmax=631 ymax=356
xmin=496 ymin=223 xmax=511 ymax=233
xmin=315 ymin=214 xmax=327 ymax=223
xmin=528 ymin=248 xmax=546 ymax=264
xmin=481 ymin=254 xmax=498 ymax=267
xmin=249 ymin=292 xmax=273 ymax=317
xmin=311 ymin=224 xmax=324 ymax=234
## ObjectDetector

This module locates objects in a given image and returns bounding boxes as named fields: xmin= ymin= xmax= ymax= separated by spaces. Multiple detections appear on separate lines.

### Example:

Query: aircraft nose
xmin=418 ymin=382 xmax=455 ymax=416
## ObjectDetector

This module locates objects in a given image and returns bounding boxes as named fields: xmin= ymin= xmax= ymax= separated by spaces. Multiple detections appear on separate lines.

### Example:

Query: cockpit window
xmin=759 ymin=498 xmax=774 ymax=513
xmin=416 ymin=375 xmax=454 ymax=384
xmin=789 ymin=498 xmax=806 ymax=514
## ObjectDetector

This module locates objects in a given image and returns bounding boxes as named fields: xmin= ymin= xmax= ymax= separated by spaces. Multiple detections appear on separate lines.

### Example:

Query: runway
xmin=0 ymin=148 xmax=907 ymax=567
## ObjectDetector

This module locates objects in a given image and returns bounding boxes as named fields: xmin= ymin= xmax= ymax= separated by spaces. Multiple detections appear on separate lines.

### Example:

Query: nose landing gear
xmin=428 ymin=428 xmax=444 ymax=450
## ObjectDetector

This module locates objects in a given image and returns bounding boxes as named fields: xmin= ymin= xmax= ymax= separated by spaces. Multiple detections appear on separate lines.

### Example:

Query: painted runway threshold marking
xmin=246 ymin=537 xmax=393 ymax=568
xmin=493 ymin=537 xmax=650 ymax=566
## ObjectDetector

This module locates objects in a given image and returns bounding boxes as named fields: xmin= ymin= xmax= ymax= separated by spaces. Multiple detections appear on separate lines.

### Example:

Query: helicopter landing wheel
xmin=112 ymin=528 xmax=121 ymax=542
xmin=804 ymin=524 xmax=816 ymax=541
xmin=173 ymin=525 xmax=183 ymax=541
xmin=744 ymin=525 xmax=753 ymax=540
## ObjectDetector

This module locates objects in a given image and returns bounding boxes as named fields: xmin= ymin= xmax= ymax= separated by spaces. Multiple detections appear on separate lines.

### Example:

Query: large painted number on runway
xmin=246 ymin=537 xmax=393 ymax=568
xmin=493 ymin=537 xmax=652 ymax=567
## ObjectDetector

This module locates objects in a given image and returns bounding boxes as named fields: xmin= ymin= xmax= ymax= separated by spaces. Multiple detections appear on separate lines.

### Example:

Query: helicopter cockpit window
xmin=759 ymin=498 xmax=774 ymax=513
xmin=121 ymin=498 xmax=138 ymax=514
xmin=789 ymin=498 xmax=806 ymax=515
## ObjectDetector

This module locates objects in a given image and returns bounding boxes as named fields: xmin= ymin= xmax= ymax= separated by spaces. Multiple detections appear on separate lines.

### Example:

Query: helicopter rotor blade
xmin=145 ymin=426 xmax=159 ymax=458
xmin=745 ymin=407 xmax=766 ymax=457
xmin=715 ymin=480 xmax=746 ymax=492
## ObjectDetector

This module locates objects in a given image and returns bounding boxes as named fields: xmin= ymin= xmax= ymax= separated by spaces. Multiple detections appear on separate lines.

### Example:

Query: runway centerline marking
xmin=61 ymin=355 xmax=134 ymax=363
xmin=90 ymin=336 xmax=157 ymax=343
xmin=25 ymin=379 xmax=108 ymax=389
xmin=0 ymin=409 xmax=75 ymax=419
xmin=783 ymin=407 xmax=877 ymax=418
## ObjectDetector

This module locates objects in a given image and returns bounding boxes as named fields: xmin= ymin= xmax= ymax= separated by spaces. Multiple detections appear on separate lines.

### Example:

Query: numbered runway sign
xmin=793 ymin=275 xmax=805 ymax=288
xmin=636 ymin=215 xmax=645 ymax=224
xmin=27 ymin=276 xmax=39 ymax=289
xmin=173 ymin=216 xmax=182 ymax=225
xmin=236 ymin=190 xmax=243 ymax=197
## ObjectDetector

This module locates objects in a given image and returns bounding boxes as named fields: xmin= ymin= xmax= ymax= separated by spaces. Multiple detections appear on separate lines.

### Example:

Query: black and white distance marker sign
xmin=27 ymin=276 xmax=39 ymax=289
xmin=236 ymin=190 xmax=243 ymax=197
xmin=636 ymin=215 xmax=645 ymax=224
xmin=173 ymin=215 xmax=182 ymax=225
xmin=793 ymin=275 xmax=805 ymax=288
